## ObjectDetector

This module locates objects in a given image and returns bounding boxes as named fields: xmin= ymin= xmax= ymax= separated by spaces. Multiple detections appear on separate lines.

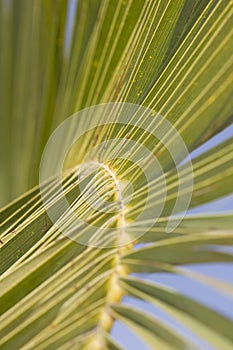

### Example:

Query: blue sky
xmin=111 ymin=125 xmax=233 ymax=349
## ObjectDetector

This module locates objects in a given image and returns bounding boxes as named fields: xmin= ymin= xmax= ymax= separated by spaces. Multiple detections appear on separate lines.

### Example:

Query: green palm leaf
xmin=0 ymin=0 xmax=233 ymax=349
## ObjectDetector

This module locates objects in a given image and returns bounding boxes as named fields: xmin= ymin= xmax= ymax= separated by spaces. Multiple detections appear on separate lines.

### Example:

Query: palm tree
xmin=0 ymin=0 xmax=233 ymax=349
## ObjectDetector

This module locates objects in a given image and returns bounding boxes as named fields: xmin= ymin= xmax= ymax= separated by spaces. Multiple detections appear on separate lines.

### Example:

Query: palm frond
xmin=0 ymin=0 xmax=233 ymax=349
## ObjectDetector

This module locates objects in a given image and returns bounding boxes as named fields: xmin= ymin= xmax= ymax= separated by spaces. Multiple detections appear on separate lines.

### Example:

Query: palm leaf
xmin=0 ymin=0 xmax=233 ymax=349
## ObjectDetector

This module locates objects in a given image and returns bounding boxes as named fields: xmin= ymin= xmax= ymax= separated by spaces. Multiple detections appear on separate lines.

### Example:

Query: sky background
xmin=65 ymin=2 xmax=233 ymax=348
xmin=111 ymin=124 xmax=233 ymax=350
